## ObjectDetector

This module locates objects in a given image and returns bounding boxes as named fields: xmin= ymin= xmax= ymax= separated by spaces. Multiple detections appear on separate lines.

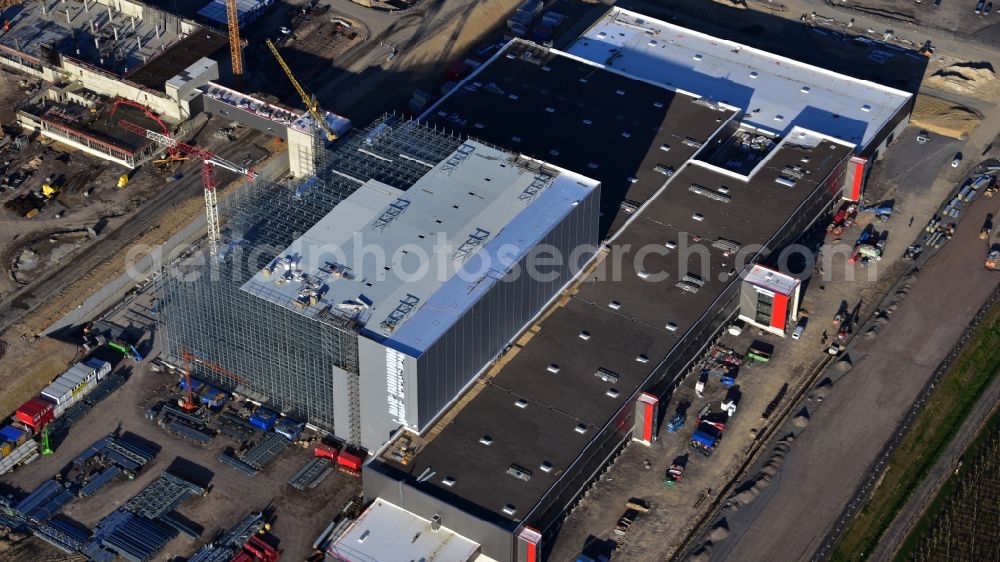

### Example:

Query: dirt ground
xmin=910 ymin=93 xmax=984 ymax=139
xmin=0 ymin=119 xmax=278 ymax=412
xmin=839 ymin=0 xmax=1000 ymax=45
xmin=0 ymin=353 xmax=361 ymax=562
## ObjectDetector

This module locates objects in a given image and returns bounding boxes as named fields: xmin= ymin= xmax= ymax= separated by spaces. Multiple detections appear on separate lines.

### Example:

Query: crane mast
xmin=118 ymin=120 xmax=255 ymax=259
xmin=265 ymin=39 xmax=337 ymax=141
xmin=226 ymin=0 xmax=243 ymax=76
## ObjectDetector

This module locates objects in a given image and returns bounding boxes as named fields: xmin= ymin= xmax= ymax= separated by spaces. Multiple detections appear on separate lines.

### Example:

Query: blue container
xmin=0 ymin=424 xmax=27 ymax=446
xmin=248 ymin=407 xmax=278 ymax=431
xmin=178 ymin=377 xmax=205 ymax=393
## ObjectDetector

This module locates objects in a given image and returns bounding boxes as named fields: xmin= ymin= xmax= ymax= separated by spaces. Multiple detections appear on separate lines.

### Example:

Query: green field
xmin=894 ymin=406 xmax=1000 ymax=562
xmin=830 ymin=301 xmax=1000 ymax=562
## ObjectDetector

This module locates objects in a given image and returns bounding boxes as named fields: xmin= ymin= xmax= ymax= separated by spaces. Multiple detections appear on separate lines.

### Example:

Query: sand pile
xmin=926 ymin=62 xmax=996 ymax=96
xmin=909 ymin=93 xmax=983 ymax=139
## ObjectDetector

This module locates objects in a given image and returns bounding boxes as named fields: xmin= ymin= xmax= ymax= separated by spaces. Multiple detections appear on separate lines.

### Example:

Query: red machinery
xmin=118 ymin=119 xmax=255 ymax=258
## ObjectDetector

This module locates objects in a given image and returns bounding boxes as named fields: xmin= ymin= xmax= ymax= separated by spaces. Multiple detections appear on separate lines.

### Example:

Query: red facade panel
xmin=770 ymin=292 xmax=789 ymax=331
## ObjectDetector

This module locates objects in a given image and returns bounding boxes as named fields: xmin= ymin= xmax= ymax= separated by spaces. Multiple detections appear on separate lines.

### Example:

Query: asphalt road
xmin=706 ymin=192 xmax=1000 ymax=562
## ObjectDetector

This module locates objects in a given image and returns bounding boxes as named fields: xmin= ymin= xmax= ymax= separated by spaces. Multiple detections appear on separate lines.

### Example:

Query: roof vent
xmin=511 ymin=136 xmax=521 ymax=142
xmin=579 ymin=331 xmax=591 ymax=340
xmin=507 ymin=464 xmax=532 ymax=481
xmin=606 ymin=388 xmax=620 ymax=398
xmin=608 ymin=301 xmax=622 ymax=310
xmin=547 ymin=364 xmax=560 ymax=374
xmin=654 ymin=102 xmax=664 ymax=108
xmin=800 ymin=86 xmax=811 ymax=93
xmin=665 ymin=241 xmax=677 ymax=250
xmin=588 ymin=162 xmax=598 ymax=169
xmin=508 ymin=94 xmax=519 ymax=100
xmin=692 ymin=213 xmax=704 ymax=221
xmin=574 ymin=423 xmax=588 ymax=434
xmin=549 ymin=149 xmax=560 ymax=156
xmin=636 ymin=354 xmax=649 ymax=363
xmin=442 ymin=477 xmax=456 ymax=487
xmin=665 ymin=322 xmax=678 ymax=332
xmin=502 ymin=504 xmax=517 ymax=516
xmin=474 ymin=123 xmax=484 ymax=129
xmin=749 ymin=71 xmax=758 ymax=78
xmin=637 ymin=270 xmax=650 ymax=279
xmin=479 ymin=435 xmax=493 ymax=446
xmin=582 ymin=119 xmax=593 ymax=125
xmin=595 ymin=368 xmax=619 ymax=383
xmin=431 ymin=514 xmax=442 ymax=531
xmin=616 ymin=89 xmax=625 ymax=95
xmin=545 ymin=106 xmax=555 ymax=113
xmin=539 ymin=461 xmax=553 ymax=473
xmin=622 ymin=132 xmax=631 ymax=138
xmin=514 ymin=399 xmax=528 ymax=409
xmin=358 ymin=530 xmax=370 ymax=543
xmin=542 ymin=66 xmax=551 ymax=72
xmin=693 ymin=54 xmax=703 ymax=61
xmin=660 ymin=143 xmax=671 ymax=152
xmin=861 ymin=104 xmax=872 ymax=112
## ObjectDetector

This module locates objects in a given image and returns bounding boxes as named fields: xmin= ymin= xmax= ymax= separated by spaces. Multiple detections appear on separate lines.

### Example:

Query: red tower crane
xmin=119 ymin=119 xmax=255 ymax=258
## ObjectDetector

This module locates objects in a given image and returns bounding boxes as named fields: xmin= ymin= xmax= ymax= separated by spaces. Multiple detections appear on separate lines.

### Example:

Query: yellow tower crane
xmin=265 ymin=39 xmax=337 ymax=141
xmin=227 ymin=0 xmax=243 ymax=76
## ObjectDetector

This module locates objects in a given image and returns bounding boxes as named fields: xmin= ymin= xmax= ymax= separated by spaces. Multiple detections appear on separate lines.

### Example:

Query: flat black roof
xmin=370 ymin=41 xmax=855 ymax=528
xmin=126 ymin=29 xmax=227 ymax=91
xmin=422 ymin=41 xmax=735 ymax=238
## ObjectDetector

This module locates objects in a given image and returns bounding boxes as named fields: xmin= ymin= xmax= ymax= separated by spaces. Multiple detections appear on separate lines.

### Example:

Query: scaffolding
xmin=159 ymin=115 xmax=464 ymax=445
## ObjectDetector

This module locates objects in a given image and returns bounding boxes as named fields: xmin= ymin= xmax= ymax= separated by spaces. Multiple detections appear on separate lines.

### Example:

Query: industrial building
xmin=738 ymin=265 xmax=803 ymax=337
xmin=159 ymin=115 xmax=600 ymax=450
xmin=1 ymin=0 xmax=339 ymax=171
xmin=356 ymin=32 xmax=865 ymax=562
xmin=565 ymin=7 xmax=913 ymax=200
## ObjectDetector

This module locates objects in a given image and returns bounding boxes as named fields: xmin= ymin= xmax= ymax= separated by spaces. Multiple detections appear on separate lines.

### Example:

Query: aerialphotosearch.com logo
xmin=124 ymin=231 xmax=881 ymax=289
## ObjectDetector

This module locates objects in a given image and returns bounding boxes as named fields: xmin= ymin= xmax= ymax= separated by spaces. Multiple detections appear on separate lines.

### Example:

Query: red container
xmin=15 ymin=396 xmax=55 ymax=431
xmin=445 ymin=60 xmax=472 ymax=82
xmin=314 ymin=444 xmax=339 ymax=461
xmin=337 ymin=451 xmax=363 ymax=472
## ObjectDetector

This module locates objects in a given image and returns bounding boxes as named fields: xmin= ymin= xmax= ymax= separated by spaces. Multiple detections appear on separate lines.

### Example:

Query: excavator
xmin=265 ymin=39 xmax=338 ymax=142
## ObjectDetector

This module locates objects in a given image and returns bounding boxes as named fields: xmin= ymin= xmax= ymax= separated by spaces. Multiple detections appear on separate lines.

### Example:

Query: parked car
xmin=916 ymin=131 xmax=931 ymax=144
xmin=952 ymin=153 xmax=963 ymax=167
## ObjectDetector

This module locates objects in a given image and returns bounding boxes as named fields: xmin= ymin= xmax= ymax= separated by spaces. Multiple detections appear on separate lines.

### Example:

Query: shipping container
xmin=445 ymin=60 xmax=472 ymax=82
xmin=248 ymin=407 xmax=279 ymax=431
xmin=274 ymin=417 xmax=304 ymax=441
xmin=336 ymin=451 xmax=363 ymax=472
xmin=314 ymin=444 xmax=339 ymax=461
xmin=532 ymin=25 xmax=553 ymax=41
xmin=199 ymin=385 xmax=227 ymax=408
xmin=507 ymin=11 xmax=532 ymax=29
xmin=542 ymin=11 xmax=567 ymax=27
xmin=15 ymin=397 xmax=55 ymax=430
xmin=41 ymin=358 xmax=111 ymax=406
xmin=0 ymin=425 xmax=28 ymax=447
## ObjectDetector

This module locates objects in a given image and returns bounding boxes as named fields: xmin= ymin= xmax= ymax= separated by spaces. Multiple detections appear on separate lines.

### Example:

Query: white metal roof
xmin=744 ymin=264 xmax=799 ymax=295
xmin=241 ymin=140 xmax=598 ymax=353
xmin=326 ymin=499 xmax=481 ymax=562
xmin=567 ymin=7 xmax=912 ymax=149
xmin=40 ymin=359 xmax=108 ymax=403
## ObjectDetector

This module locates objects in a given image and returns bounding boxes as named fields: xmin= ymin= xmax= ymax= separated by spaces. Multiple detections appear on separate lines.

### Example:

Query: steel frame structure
xmin=158 ymin=115 xmax=464 ymax=444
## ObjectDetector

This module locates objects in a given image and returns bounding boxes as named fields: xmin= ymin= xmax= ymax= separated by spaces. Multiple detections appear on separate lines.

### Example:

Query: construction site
xmin=0 ymin=0 xmax=997 ymax=559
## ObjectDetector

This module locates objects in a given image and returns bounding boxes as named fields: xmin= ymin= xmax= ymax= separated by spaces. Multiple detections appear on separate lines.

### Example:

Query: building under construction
xmin=159 ymin=115 xmax=601 ymax=449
